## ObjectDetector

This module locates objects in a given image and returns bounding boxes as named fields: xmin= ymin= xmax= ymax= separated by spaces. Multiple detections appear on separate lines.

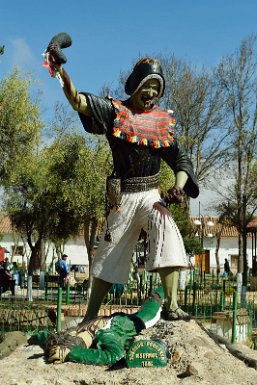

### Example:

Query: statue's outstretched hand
xmin=163 ymin=186 xmax=184 ymax=205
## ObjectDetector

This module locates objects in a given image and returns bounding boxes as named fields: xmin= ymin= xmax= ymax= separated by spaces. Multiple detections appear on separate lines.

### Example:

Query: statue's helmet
xmin=125 ymin=57 xmax=165 ymax=97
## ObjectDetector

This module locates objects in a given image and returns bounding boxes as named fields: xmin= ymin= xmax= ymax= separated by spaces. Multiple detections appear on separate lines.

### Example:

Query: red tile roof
xmin=247 ymin=218 xmax=257 ymax=230
xmin=0 ymin=214 xmax=254 ymax=238
xmin=0 ymin=214 xmax=16 ymax=234
xmin=191 ymin=216 xmax=240 ymax=238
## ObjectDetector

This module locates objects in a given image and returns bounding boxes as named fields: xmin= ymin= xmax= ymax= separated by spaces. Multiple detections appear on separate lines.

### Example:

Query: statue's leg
xmin=80 ymin=277 xmax=112 ymax=324
xmin=143 ymin=195 xmax=190 ymax=321
xmin=79 ymin=194 xmax=143 ymax=329
xmin=158 ymin=267 xmax=190 ymax=320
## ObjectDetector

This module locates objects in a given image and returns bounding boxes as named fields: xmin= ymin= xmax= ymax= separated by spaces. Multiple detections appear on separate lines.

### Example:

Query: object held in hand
xmin=46 ymin=32 xmax=72 ymax=65
xmin=42 ymin=32 xmax=72 ymax=78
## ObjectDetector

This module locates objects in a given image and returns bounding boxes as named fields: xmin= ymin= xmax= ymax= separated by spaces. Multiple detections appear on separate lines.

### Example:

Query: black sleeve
xmin=161 ymin=138 xmax=199 ymax=198
xmin=78 ymin=93 xmax=114 ymax=135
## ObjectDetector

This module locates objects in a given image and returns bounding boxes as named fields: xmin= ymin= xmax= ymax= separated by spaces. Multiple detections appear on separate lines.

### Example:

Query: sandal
xmin=161 ymin=307 xmax=191 ymax=321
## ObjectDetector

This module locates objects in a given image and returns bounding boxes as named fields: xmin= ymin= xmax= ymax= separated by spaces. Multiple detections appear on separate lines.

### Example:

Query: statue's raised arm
xmin=43 ymin=32 xmax=92 ymax=116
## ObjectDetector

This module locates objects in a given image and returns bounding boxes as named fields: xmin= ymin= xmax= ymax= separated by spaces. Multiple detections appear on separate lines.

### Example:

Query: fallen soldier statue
xmin=29 ymin=287 xmax=170 ymax=366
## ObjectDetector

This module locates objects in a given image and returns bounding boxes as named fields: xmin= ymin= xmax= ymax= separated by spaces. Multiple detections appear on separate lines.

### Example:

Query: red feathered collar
xmin=111 ymin=99 xmax=175 ymax=148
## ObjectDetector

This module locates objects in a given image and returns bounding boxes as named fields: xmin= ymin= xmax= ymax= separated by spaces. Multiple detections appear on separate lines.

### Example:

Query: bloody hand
xmin=153 ymin=202 xmax=172 ymax=218
xmin=163 ymin=186 xmax=184 ymax=205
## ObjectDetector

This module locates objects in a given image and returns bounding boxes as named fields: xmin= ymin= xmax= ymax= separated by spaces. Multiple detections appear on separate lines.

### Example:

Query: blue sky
xmin=1 ymin=0 xmax=257 ymax=214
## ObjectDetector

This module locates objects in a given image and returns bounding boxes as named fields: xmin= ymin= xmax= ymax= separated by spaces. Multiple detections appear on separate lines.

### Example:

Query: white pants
xmin=91 ymin=189 xmax=188 ymax=284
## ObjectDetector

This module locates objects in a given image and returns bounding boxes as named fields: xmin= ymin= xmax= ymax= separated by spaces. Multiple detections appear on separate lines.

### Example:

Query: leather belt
xmin=121 ymin=173 xmax=160 ymax=192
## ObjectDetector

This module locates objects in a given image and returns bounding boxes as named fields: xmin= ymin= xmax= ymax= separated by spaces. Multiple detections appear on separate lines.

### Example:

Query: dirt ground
xmin=1 ymin=317 xmax=257 ymax=385
xmin=0 ymin=320 xmax=257 ymax=385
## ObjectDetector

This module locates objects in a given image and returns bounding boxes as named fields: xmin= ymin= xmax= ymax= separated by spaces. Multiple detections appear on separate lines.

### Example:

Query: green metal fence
xmin=0 ymin=270 xmax=256 ymax=345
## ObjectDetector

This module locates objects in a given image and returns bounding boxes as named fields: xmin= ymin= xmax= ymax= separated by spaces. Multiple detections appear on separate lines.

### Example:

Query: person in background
xmin=0 ymin=261 xmax=15 ymax=295
xmin=60 ymin=254 xmax=69 ymax=289
xmin=12 ymin=261 xmax=18 ymax=272
xmin=224 ymin=258 xmax=230 ymax=277
xmin=3 ymin=257 xmax=12 ymax=272
xmin=46 ymin=35 xmax=199 ymax=324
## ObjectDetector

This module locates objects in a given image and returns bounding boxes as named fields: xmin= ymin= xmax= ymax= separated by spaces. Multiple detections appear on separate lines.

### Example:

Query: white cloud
xmin=10 ymin=38 xmax=38 ymax=71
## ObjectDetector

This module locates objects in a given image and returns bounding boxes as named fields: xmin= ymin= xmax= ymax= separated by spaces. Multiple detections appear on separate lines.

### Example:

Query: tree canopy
xmin=0 ymin=69 xmax=42 ymax=182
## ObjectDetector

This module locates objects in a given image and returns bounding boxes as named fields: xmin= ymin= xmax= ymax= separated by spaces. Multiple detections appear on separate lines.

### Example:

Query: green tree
xmin=4 ymin=152 xmax=53 ymax=269
xmin=3 ymin=151 xmax=51 ymax=300
xmin=160 ymin=55 xmax=230 ymax=187
xmin=45 ymin=130 xmax=112 ymax=268
xmin=215 ymin=34 xmax=257 ymax=299
xmin=47 ymin=102 xmax=112 ymax=268
xmin=4 ymin=125 xmax=112 ymax=295
xmin=0 ymin=69 xmax=42 ymax=181
xmin=3 ymin=139 xmax=84 ymax=299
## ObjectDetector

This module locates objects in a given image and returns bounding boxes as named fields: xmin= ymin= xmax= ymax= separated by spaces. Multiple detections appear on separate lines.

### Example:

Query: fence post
xmin=231 ymin=290 xmax=238 ymax=344
xmin=139 ymin=275 xmax=143 ymax=304
xmin=222 ymin=279 xmax=226 ymax=292
xmin=220 ymin=291 xmax=225 ymax=311
xmin=192 ymin=281 xmax=197 ymax=316
xmin=57 ymin=287 xmax=62 ymax=331
xmin=247 ymin=301 xmax=253 ymax=340
xmin=66 ymin=280 xmax=70 ymax=305
xmin=193 ymin=269 xmax=196 ymax=284
xmin=149 ymin=274 xmax=153 ymax=294
xmin=189 ymin=270 xmax=193 ymax=288
xmin=44 ymin=275 xmax=48 ymax=301
xmin=44 ymin=285 xmax=48 ymax=301
xmin=184 ymin=286 xmax=188 ymax=309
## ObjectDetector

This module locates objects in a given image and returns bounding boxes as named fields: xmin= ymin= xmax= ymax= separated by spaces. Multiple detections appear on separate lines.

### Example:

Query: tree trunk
xmin=83 ymin=219 xmax=90 ymax=255
xmin=83 ymin=217 xmax=99 ymax=274
xmin=215 ymin=230 xmax=222 ymax=275
xmin=27 ymin=238 xmax=42 ymax=302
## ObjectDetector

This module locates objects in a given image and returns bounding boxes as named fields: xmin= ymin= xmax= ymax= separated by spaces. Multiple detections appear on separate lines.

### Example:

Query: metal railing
xmin=0 ymin=270 xmax=255 ymax=345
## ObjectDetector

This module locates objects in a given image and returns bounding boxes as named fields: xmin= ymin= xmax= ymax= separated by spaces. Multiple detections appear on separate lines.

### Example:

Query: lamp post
xmin=194 ymin=202 xmax=204 ymax=247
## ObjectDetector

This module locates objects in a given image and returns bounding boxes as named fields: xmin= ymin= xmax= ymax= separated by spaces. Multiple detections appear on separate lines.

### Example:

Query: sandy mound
xmin=1 ymin=318 xmax=257 ymax=385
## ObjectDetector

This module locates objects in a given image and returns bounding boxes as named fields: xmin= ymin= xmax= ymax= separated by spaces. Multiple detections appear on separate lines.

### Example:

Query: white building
xmin=191 ymin=216 xmax=256 ymax=275
xmin=0 ymin=213 xmax=256 ymax=276
xmin=0 ymin=214 xmax=89 ymax=271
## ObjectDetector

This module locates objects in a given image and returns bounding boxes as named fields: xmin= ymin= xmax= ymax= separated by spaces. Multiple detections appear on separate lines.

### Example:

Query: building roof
xmin=191 ymin=216 xmax=239 ymax=238
xmin=247 ymin=218 xmax=257 ymax=230
xmin=0 ymin=213 xmax=253 ymax=238
xmin=0 ymin=214 xmax=16 ymax=234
